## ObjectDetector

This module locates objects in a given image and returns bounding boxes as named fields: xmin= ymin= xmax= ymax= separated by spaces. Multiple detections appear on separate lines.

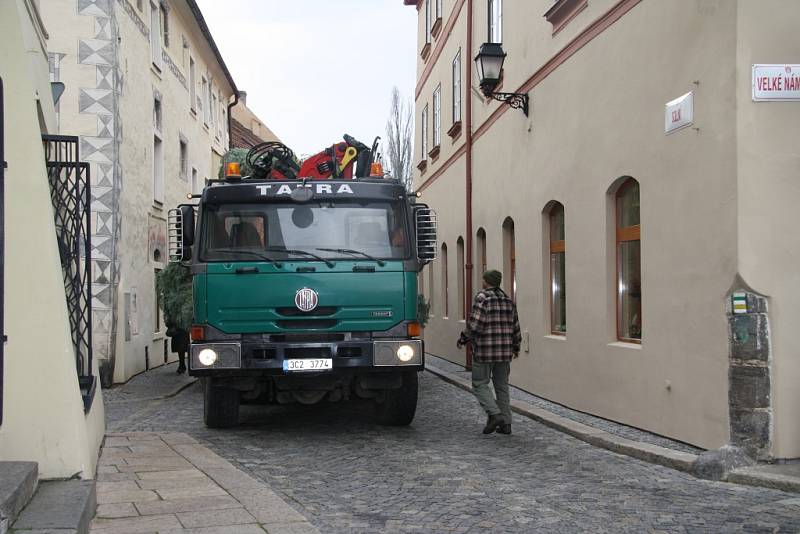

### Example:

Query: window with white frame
xmin=189 ymin=57 xmax=196 ymax=113
xmin=160 ymin=2 xmax=169 ymax=48
xmin=488 ymin=0 xmax=502 ymax=43
xmin=425 ymin=0 xmax=431 ymax=44
xmin=436 ymin=0 xmax=443 ymax=18
xmin=421 ymin=105 xmax=429 ymax=160
xmin=153 ymin=97 xmax=164 ymax=204
xmin=201 ymin=76 xmax=209 ymax=126
xmin=212 ymin=92 xmax=218 ymax=133
xmin=452 ymin=49 xmax=461 ymax=123
xmin=149 ymin=2 xmax=163 ymax=69
xmin=433 ymin=85 xmax=441 ymax=148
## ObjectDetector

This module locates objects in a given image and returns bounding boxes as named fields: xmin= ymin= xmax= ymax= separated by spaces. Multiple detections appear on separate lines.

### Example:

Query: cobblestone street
xmin=102 ymin=369 xmax=800 ymax=533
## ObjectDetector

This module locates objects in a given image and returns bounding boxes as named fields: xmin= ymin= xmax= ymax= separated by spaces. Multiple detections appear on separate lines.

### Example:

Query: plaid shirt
xmin=464 ymin=287 xmax=521 ymax=363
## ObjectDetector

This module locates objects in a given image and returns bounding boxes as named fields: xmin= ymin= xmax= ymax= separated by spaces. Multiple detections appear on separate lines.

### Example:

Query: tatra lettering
xmin=276 ymin=185 xmax=293 ymax=195
xmin=337 ymin=184 xmax=354 ymax=194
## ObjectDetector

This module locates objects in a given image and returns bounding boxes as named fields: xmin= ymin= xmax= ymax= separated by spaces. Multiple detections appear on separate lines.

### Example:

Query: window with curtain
xmin=502 ymin=217 xmax=516 ymax=301
xmin=549 ymin=202 xmax=566 ymax=334
xmin=616 ymin=178 xmax=641 ymax=342
xmin=488 ymin=0 xmax=502 ymax=43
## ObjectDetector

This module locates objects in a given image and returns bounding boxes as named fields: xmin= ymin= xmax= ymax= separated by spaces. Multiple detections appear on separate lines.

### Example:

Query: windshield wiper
xmin=210 ymin=249 xmax=283 ymax=267
xmin=265 ymin=247 xmax=335 ymax=268
xmin=316 ymin=248 xmax=385 ymax=267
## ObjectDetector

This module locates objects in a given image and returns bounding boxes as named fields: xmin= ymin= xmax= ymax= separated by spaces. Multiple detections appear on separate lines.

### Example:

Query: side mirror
xmin=168 ymin=205 xmax=195 ymax=262
xmin=415 ymin=207 xmax=437 ymax=263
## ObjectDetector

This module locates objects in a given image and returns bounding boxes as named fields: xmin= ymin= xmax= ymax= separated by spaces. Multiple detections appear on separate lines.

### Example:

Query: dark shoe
xmin=497 ymin=424 xmax=512 ymax=435
xmin=482 ymin=414 xmax=504 ymax=434
xmin=176 ymin=366 xmax=186 ymax=374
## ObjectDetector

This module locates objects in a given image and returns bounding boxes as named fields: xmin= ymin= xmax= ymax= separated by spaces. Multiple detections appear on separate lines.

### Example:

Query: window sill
xmin=428 ymin=145 xmax=440 ymax=160
xmin=447 ymin=121 xmax=462 ymax=140
xmin=607 ymin=341 xmax=642 ymax=350
xmin=420 ymin=42 xmax=431 ymax=61
xmin=545 ymin=334 xmax=566 ymax=341
xmin=417 ymin=159 xmax=428 ymax=173
xmin=544 ymin=0 xmax=589 ymax=36
xmin=151 ymin=62 xmax=162 ymax=77
xmin=190 ymin=108 xmax=197 ymax=118
xmin=431 ymin=17 xmax=443 ymax=39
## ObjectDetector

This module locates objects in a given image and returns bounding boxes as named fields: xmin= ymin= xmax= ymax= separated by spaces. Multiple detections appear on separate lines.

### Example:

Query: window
xmin=153 ymin=97 xmax=164 ymax=204
xmin=502 ymin=217 xmax=515 ymax=301
xmin=212 ymin=93 xmax=218 ymax=132
xmin=421 ymin=105 xmax=429 ymax=160
xmin=432 ymin=85 xmax=441 ymax=148
xmin=457 ymin=237 xmax=465 ymax=319
xmin=616 ymin=178 xmax=641 ymax=341
xmin=548 ymin=202 xmax=566 ymax=334
xmin=476 ymin=227 xmax=487 ymax=289
xmin=201 ymin=77 xmax=209 ymax=126
xmin=488 ymin=0 xmax=502 ymax=43
xmin=179 ymin=138 xmax=188 ymax=180
xmin=425 ymin=0 xmax=431 ymax=44
xmin=189 ymin=57 xmax=196 ymax=112
xmin=191 ymin=168 xmax=199 ymax=195
xmin=436 ymin=0 xmax=443 ymax=18
xmin=452 ymin=50 xmax=461 ymax=124
xmin=160 ymin=2 xmax=169 ymax=48
xmin=154 ymin=269 xmax=162 ymax=332
xmin=428 ymin=259 xmax=435 ymax=316
xmin=149 ymin=2 xmax=162 ymax=69
xmin=441 ymin=243 xmax=449 ymax=317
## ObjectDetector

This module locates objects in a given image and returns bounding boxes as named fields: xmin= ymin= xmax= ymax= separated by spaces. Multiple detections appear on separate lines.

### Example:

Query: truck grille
xmin=275 ymin=306 xmax=337 ymax=317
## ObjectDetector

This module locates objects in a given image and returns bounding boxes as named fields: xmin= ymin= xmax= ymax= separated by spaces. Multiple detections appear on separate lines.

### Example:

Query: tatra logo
xmin=294 ymin=288 xmax=319 ymax=312
xmin=256 ymin=184 xmax=354 ymax=196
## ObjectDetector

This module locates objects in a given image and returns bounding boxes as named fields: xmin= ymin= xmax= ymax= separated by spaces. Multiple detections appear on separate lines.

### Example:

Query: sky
xmin=194 ymin=0 xmax=418 ymax=158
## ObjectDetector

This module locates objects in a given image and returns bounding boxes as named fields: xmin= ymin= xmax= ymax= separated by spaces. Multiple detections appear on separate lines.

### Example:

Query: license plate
xmin=282 ymin=358 xmax=333 ymax=372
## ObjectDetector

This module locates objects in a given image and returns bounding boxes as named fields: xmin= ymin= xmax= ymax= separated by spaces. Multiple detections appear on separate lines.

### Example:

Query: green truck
xmin=168 ymin=138 xmax=437 ymax=428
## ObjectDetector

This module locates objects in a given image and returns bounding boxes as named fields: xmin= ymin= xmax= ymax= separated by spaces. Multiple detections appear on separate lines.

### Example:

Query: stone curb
xmin=727 ymin=466 xmax=800 ymax=494
xmin=108 ymin=377 xmax=197 ymax=403
xmin=427 ymin=364 xmax=800 ymax=493
xmin=426 ymin=364 xmax=698 ymax=472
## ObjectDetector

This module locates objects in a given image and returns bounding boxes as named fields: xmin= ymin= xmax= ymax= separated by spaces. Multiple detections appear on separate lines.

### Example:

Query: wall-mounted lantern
xmin=474 ymin=42 xmax=529 ymax=116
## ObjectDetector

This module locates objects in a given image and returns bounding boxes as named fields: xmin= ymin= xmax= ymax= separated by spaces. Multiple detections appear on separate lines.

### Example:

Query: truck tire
xmin=375 ymin=371 xmax=418 ymax=426
xmin=203 ymin=378 xmax=239 ymax=428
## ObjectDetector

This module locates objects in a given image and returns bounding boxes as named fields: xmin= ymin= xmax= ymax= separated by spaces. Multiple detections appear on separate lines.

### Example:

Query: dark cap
xmin=483 ymin=269 xmax=502 ymax=288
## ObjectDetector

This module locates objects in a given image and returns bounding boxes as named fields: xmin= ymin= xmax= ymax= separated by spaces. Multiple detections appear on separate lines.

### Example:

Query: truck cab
xmin=170 ymin=175 xmax=437 ymax=428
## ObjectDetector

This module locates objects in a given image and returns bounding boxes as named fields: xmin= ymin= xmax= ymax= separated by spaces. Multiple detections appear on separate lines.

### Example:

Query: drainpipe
xmin=464 ymin=0 xmax=474 ymax=370
xmin=226 ymin=91 xmax=239 ymax=150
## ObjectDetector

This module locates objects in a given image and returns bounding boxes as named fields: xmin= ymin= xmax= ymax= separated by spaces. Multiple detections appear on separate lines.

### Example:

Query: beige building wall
xmin=40 ymin=0 xmax=236 ymax=384
xmin=411 ymin=0 xmax=800 ymax=457
xmin=0 ymin=0 xmax=104 ymax=479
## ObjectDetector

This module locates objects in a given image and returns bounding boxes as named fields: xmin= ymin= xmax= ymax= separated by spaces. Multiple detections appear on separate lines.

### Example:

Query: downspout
xmin=464 ymin=0 xmax=474 ymax=369
xmin=226 ymin=91 xmax=239 ymax=150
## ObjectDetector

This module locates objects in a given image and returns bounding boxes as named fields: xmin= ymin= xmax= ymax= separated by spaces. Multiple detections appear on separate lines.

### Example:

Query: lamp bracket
xmin=488 ymin=91 xmax=529 ymax=117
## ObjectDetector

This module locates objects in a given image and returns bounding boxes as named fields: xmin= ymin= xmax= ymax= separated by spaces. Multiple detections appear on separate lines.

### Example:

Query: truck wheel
xmin=203 ymin=378 xmax=239 ymax=428
xmin=375 ymin=371 xmax=418 ymax=426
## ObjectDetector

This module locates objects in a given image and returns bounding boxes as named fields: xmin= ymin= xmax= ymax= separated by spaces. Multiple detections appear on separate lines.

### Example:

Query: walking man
xmin=458 ymin=269 xmax=521 ymax=435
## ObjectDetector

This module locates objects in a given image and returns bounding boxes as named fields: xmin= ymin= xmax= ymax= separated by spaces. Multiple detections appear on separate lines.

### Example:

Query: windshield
xmin=201 ymin=201 xmax=409 ymax=262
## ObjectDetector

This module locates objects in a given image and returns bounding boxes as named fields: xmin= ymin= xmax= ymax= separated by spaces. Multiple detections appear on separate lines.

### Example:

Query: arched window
xmin=548 ymin=202 xmax=566 ymax=334
xmin=428 ymin=257 xmax=435 ymax=317
xmin=476 ymin=227 xmax=487 ymax=290
xmin=457 ymin=237 xmax=465 ymax=319
xmin=616 ymin=178 xmax=641 ymax=342
xmin=502 ymin=217 xmax=516 ymax=301
xmin=441 ymin=243 xmax=449 ymax=318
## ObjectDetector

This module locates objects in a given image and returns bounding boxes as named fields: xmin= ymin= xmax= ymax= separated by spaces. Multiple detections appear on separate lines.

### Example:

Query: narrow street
xmin=104 ymin=368 xmax=800 ymax=533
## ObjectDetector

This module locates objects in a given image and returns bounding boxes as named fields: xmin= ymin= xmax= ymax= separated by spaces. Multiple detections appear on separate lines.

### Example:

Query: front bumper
xmin=188 ymin=338 xmax=424 ymax=376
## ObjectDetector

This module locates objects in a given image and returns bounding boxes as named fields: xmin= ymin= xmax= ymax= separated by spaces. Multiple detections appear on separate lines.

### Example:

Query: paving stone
xmin=160 ymin=525 xmax=266 ymax=534
xmin=95 ymin=503 xmax=139 ymax=519
xmin=154 ymin=486 xmax=227 ymax=500
xmin=135 ymin=477 xmax=216 ymax=491
xmin=96 ymin=490 xmax=159 ymax=505
xmin=135 ymin=469 xmax=208 ymax=481
xmin=89 ymin=512 xmax=182 ymax=532
xmin=175 ymin=508 xmax=256 ymax=528
xmin=134 ymin=495 xmax=241 ymax=516
xmin=97 ymin=481 xmax=140 ymax=493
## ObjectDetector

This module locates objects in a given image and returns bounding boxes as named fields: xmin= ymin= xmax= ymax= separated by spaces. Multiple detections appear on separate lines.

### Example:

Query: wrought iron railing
xmin=42 ymin=134 xmax=95 ymax=411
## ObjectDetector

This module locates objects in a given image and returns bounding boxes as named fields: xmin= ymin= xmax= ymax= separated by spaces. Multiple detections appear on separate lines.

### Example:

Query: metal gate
xmin=42 ymin=134 xmax=95 ymax=411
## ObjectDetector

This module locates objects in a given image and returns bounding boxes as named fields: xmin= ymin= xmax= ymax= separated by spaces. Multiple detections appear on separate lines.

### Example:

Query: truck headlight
xmin=198 ymin=348 xmax=218 ymax=366
xmin=397 ymin=345 xmax=415 ymax=362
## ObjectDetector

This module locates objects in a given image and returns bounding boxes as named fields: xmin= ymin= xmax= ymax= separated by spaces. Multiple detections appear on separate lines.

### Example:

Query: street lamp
xmin=474 ymin=42 xmax=529 ymax=116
